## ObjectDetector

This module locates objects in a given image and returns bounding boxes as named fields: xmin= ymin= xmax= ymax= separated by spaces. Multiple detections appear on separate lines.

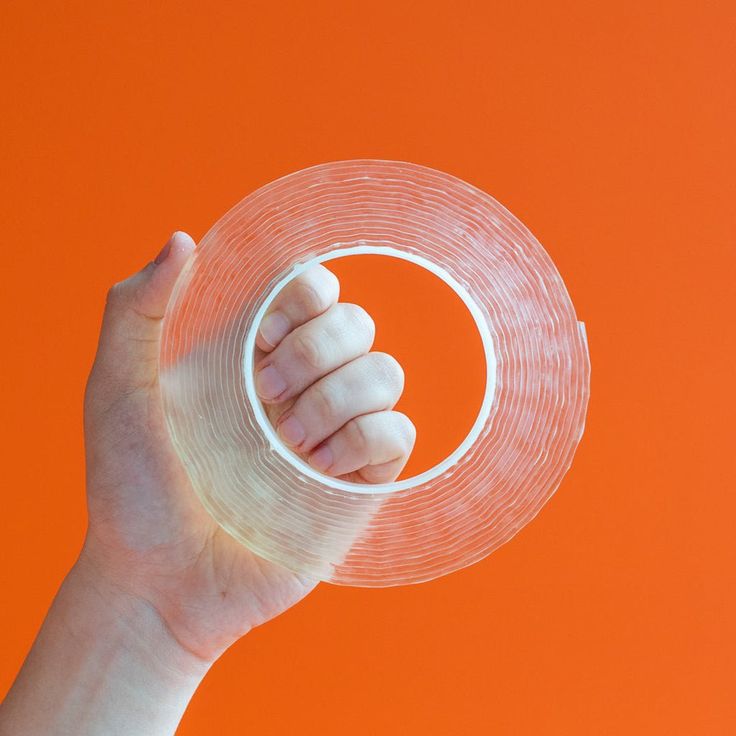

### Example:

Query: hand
xmin=83 ymin=232 xmax=414 ymax=660
xmin=255 ymin=263 xmax=415 ymax=483
xmin=0 ymin=231 xmax=414 ymax=736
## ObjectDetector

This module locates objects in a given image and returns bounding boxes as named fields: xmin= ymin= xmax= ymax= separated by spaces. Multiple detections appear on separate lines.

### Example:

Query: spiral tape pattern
xmin=160 ymin=160 xmax=590 ymax=586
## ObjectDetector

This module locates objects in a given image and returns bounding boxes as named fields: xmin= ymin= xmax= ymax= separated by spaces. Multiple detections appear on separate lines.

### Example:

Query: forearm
xmin=0 ymin=554 xmax=212 ymax=736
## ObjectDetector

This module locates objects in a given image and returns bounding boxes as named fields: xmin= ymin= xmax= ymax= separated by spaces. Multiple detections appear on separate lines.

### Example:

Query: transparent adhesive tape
xmin=160 ymin=160 xmax=590 ymax=587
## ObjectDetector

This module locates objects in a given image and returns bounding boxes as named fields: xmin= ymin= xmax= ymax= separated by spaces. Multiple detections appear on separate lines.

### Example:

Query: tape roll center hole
xmin=249 ymin=248 xmax=491 ymax=491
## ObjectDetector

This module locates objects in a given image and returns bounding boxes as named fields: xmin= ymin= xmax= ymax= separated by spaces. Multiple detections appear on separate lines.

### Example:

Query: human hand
xmin=0 ymin=231 xmax=414 ymax=736
xmin=82 ymin=232 xmax=414 ymax=663
xmin=255 ymin=263 xmax=415 ymax=483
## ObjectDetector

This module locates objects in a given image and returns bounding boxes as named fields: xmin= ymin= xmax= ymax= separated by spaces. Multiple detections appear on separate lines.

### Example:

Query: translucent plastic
xmin=160 ymin=160 xmax=590 ymax=586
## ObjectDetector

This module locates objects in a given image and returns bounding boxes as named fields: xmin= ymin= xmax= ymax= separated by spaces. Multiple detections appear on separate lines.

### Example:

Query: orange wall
xmin=327 ymin=254 xmax=487 ymax=480
xmin=1 ymin=2 xmax=734 ymax=734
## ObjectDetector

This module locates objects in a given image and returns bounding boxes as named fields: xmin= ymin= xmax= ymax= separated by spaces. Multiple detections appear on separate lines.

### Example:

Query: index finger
xmin=256 ymin=264 xmax=340 ymax=352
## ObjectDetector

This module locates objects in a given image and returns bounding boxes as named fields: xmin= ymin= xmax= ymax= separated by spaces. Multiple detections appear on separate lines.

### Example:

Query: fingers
xmin=253 ymin=264 xmax=415 ymax=486
xmin=308 ymin=411 xmax=416 ymax=484
xmin=255 ymin=302 xmax=375 ymax=403
xmin=273 ymin=352 xmax=404 ymax=452
xmin=256 ymin=265 xmax=339 ymax=352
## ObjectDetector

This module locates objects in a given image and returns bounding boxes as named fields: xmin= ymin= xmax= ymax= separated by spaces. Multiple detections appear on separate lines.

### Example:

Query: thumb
xmin=90 ymin=231 xmax=195 ymax=395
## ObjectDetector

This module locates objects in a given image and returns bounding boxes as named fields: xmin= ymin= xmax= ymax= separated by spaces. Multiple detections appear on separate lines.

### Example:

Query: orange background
xmin=327 ymin=254 xmax=487 ymax=480
xmin=1 ymin=2 xmax=734 ymax=734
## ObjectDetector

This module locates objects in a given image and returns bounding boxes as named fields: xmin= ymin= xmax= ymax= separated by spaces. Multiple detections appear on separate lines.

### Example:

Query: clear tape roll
xmin=160 ymin=160 xmax=590 ymax=587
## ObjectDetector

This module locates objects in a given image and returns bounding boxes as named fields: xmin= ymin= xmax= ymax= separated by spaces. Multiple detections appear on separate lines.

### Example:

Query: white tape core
xmin=243 ymin=244 xmax=497 ymax=495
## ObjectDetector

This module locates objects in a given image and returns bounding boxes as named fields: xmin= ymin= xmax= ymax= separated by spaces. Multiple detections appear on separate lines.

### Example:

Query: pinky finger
xmin=307 ymin=411 xmax=416 ymax=484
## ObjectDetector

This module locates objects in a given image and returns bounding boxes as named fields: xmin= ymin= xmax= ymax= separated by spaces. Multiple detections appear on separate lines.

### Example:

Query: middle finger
xmin=254 ymin=302 xmax=375 ymax=403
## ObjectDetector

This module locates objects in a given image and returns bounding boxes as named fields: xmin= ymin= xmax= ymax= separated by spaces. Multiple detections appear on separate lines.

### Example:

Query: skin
xmin=0 ymin=231 xmax=415 ymax=736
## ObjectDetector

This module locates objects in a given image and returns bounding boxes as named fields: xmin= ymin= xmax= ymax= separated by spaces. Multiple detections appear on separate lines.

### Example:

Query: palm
xmin=83 ymin=374 xmax=315 ymax=661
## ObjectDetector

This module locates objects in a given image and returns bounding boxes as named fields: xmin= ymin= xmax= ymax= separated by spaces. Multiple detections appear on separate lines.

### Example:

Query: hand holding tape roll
xmin=160 ymin=160 xmax=590 ymax=587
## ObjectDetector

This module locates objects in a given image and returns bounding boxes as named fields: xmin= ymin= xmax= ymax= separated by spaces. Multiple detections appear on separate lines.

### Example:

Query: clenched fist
xmin=255 ymin=264 xmax=415 ymax=483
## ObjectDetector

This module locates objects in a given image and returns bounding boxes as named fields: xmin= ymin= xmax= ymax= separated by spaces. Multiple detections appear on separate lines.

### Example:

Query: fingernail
xmin=309 ymin=445 xmax=333 ymax=473
xmin=154 ymin=235 xmax=174 ymax=265
xmin=156 ymin=231 xmax=194 ymax=264
xmin=278 ymin=414 xmax=306 ymax=447
xmin=255 ymin=364 xmax=287 ymax=401
xmin=259 ymin=311 xmax=290 ymax=348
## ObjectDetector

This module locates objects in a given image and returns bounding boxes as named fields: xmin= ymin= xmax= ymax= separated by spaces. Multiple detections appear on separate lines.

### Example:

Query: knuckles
xmin=264 ymin=279 xmax=415 ymax=469
xmin=340 ymin=303 xmax=375 ymax=342
xmin=292 ymin=279 xmax=330 ymax=319
xmin=288 ymin=265 xmax=340 ymax=318
xmin=105 ymin=281 xmax=129 ymax=311
xmin=287 ymin=302 xmax=375 ymax=372
xmin=343 ymin=417 xmax=370 ymax=454
xmin=368 ymin=352 xmax=404 ymax=393
xmin=394 ymin=412 xmax=417 ymax=453
xmin=292 ymin=332 xmax=325 ymax=370
xmin=104 ymin=269 xmax=151 ymax=318
xmin=309 ymin=382 xmax=343 ymax=426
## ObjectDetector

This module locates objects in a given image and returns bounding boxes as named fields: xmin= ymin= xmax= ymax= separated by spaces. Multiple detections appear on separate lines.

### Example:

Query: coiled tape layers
xmin=160 ymin=160 xmax=590 ymax=587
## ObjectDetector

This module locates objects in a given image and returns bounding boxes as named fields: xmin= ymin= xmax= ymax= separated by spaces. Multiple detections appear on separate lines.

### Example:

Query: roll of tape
xmin=160 ymin=160 xmax=590 ymax=587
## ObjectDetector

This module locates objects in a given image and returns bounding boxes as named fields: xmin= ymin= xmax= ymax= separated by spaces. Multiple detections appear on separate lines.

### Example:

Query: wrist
xmin=0 ymin=553 xmax=213 ymax=735
xmin=67 ymin=548 xmax=215 ymax=680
